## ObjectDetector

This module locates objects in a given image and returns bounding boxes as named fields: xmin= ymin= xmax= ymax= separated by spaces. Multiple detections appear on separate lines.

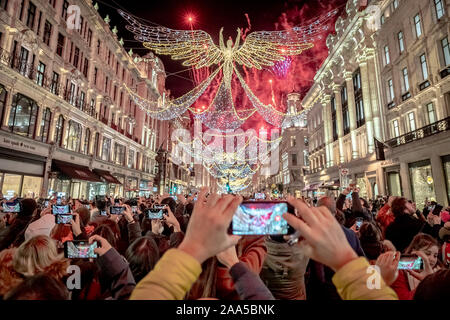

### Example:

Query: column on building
xmin=367 ymin=55 xmax=382 ymax=140
xmin=430 ymin=154 xmax=449 ymax=207
xmin=359 ymin=57 xmax=375 ymax=153
xmin=322 ymin=97 xmax=330 ymax=168
xmin=1 ymin=86 xmax=15 ymax=128
xmin=333 ymin=84 xmax=345 ymax=164
xmin=399 ymin=162 xmax=412 ymax=201
xmin=48 ymin=111 xmax=60 ymax=143
xmin=345 ymin=71 xmax=358 ymax=159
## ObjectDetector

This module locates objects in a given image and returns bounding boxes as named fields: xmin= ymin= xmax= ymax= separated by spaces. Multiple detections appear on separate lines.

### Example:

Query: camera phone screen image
xmin=147 ymin=209 xmax=164 ymax=219
xmin=110 ymin=206 xmax=124 ymax=215
xmin=153 ymin=205 xmax=165 ymax=210
xmin=232 ymin=202 xmax=288 ymax=235
xmin=65 ymin=241 xmax=98 ymax=259
xmin=254 ymin=193 xmax=266 ymax=200
xmin=56 ymin=214 xmax=72 ymax=224
xmin=398 ymin=256 xmax=423 ymax=270
xmin=2 ymin=201 xmax=20 ymax=213
xmin=52 ymin=205 xmax=70 ymax=215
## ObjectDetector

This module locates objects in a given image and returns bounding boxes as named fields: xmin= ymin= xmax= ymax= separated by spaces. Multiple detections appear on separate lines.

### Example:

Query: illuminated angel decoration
xmin=119 ymin=9 xmax=338 ymax=130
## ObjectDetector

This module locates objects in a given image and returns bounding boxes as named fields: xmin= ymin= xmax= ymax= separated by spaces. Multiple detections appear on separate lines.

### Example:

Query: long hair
xmin=186 ymin=257 xmax=218 ymax=300
xmin=405 ymin=233 xmax=438 ymax=254
xmin=0 ymin=248 xmax=23 ymax=298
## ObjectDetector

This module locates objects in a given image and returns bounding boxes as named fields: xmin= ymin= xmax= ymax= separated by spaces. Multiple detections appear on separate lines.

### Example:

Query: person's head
xmin=391 ymin=197 xmax=415 ymax=217
xmin=96 ymin=200 xmax=106 ymax=211
xmin=360 ymin=197 xmax=369 ymax=209
xmin=414 ymin=269 xmax=450 ymax=300
xmin=359 ymin=222 xmax=382 ymax=242
xmin=317 ymin=196 xmax=336 ymax=216
xmin=13 ymin=235 xmax=68 ymax=278
xmin=4 ymin=273 xmax=69 ymax=300
xmin=161 ymin=197 xmax=176 ymax=213
xmin=75 ymin=207 xmax=90 ymax=228
xmin=0 ymin=248 xmax=22 ymax=298
xmin=125 ymin=236 xmax=160 ymax=283
xmin=405 ymin=233 xmax=440 ymax=268
xmin=185 ymin=203 xmax=194 ymax=216
xmin=92 ymin=224 xmax=117 ymax=249
xmin=19 ymin=199 xmax=38 ymax=217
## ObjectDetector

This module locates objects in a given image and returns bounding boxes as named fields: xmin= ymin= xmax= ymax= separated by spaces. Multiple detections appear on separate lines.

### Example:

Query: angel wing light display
xmin=119 ymin=9 xmax=338 ymax=131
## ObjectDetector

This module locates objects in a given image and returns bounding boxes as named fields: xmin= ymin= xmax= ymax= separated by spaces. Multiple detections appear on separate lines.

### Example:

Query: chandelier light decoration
xmin=118 ymin=8 xmax=338 ymax=191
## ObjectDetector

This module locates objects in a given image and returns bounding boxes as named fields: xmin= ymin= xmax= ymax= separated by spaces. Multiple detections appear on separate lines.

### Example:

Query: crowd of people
xmin=0 ymin=186 xmax=449 ymax=300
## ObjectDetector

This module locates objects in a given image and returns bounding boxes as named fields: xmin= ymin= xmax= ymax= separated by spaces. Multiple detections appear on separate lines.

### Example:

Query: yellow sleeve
xmin=130 ymin=248 xmax=202 ymax=300
xmin=332 ymin=257 xmax=398 ymax=300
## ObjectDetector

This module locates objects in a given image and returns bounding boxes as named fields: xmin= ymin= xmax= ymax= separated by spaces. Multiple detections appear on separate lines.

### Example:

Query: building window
xmin=93 ymin=132 xmax=99 ymax=157
xmin=93 ymin=67 xmax=98 ymax=85
xmin=66 ymin=120 xmax=82 ymax=152
xmin=79 ymin=91 xmax=85 ymax=110
xmin=8 ymin=94 xmax=38 ymax=138
xmin=435 ymin=0 xmax=444 ymax=19
xmin=414 ymin=14 xmax=422 ymax=38
xmin=441 ymin=37 xmax=450 ymax=66
xmin=36 ymin=61 xmax=45 ymax=87
xmin=83 ymin=58 xmax=89 ymax=77
xmin=353 ymin=69 xmax=365 ymax=128
xmin=43 ymin=20 xmax=52 ymax=46
xmin=89 ymin=99 xmax=95 ymax=117
xmin=39 ymin=107 xmax=51 ymax=143
xmin=420 ymin=54 xmax=429 ymax=80
xmin=409 ymin=160 xmax=436 ymax=209
xmin=56 ymin=33 xmax=65 ymax=57
xmin=50 ymin=72 xmax=59 ymax=95
xmin=105 ymin=76 xmax=109 ymax=93
xmin=114 ymin=143 xmax=125 ymax=166
xmin=102 ymin=137 xmax=111 ymax=162
xmin=18 ymin=47 xmax=29 ymax=76
xmin=408 ymin=112 xmax=416 ymax=131
xmin=61 ymin=0 xmax=69 ymax=19
xmin=398 ymin=31 xmax=405 ymax=53
xmin=402 ymin=68 xmax=410 ymax=92
xmin=387 ymin=79 xmax=395 ymax=102
xmin=128 ymin=149 xmax=135 ymax=169
xmin=1 ymin=0 xmax=8 ymax=10
xmin=341 ymin=86 xmax=350 ymax=135
xmin=426 ymin=102 xmax=436 ymax=124
xmin=392 ymin=119 xmax=400 ymax=138
xmin=88 ymin=29 xmax=92 ymax=47
xmin=19 ymin=0 xmax=25 ymax=21
xmin=380 ymin=13 xmax=385 ymax=25
xmin=97 ymin=40 xmax=101 ymax=55
xmin=290 ymin=135 xmax=296 ymax=147
xmin=384 ymin=45 xmax=390 ymax=65
xmin=48 ymin=0 xmax=56 ymax=8
xmin=393 ymin=0 xmax=399 ymax=9
xmin=54 ymin=115 xmax=64 ymax=147
xmin=26 ymin=2 xmax=36 ymax=29
xmin=331 ymin=95 xmax=338 ymax=141
xmin=73 ymin=47 xmax=79 ymax=68
xmin=83 ymin=128 xmax=90 ymax=154
xmin=291 ymin=153 xmax=297 ymax=166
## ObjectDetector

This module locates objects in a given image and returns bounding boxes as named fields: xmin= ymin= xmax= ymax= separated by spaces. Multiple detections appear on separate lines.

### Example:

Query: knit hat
xmin=440 ymin=210 xmax=450 ymax=223
xmin=24 ymin=214 xmax=56 ymax=241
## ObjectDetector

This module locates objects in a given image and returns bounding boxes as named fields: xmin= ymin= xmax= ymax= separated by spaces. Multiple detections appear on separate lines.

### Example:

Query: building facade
xmin=302 ymin=0 xmax=450 ymax=207
xmin=0 ymin=0 xmax=168 ymax=199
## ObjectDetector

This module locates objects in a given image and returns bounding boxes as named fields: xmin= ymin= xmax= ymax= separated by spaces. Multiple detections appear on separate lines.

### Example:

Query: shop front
xmin=321 ymin=180 xmax=340 ymax=198
xmin=49 ymin=160 xmax=103 ymax=200
xmin=125 ymin=176 xmax=139 ymax=198
xmin=409 ymin=159 xmax=436 ymax=208
xmin=303 ymin=182 xmax=321 ymax=198
xmin=93 ymin=169 xmax=123 ymax=198
xmin=139 ymin=179 xmax=153 ymax=197
xmin=0 ymin=147 xmax=46 ymax=199
xmin=443 ymin=154 xmax=450 ymax=204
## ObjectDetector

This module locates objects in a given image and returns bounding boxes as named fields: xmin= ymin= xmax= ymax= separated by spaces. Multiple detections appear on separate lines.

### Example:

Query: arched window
xmin=66 ymin=120 xmax=82 ymax=152
xmin=93 ymin=132 xmax=99 ymax=157
xmin=8 ymin=93 xmax=38 ymax=138
xmin=83 ymin=128 xmax=91 ymax=155
xmin=54 ymin=115 xmax=65 ymax=147
xmin=39 ymin=107 xmax=52 ymax=143
xmin=0 ymin=84 xmax=7 ymax=126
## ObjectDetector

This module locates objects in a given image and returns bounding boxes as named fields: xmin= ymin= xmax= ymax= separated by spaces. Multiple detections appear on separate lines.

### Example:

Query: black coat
xmin=385 ymin=214 xmax=425 ymax=253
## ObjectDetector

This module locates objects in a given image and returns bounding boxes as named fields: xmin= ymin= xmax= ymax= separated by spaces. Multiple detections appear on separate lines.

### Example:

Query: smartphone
xmin=398 ymin=255 xmax=424 ymax=271
xmin=64 ymin=241 xmax=98 ymax=259
xmin=44 ymin=199 xmax=50 ymax=207
xmin=110 ymin=206 xmax=125 ymax=215
xmin=55 ymin=214 xmax=73 ymax=224
xmin=2 ymin=200 xmax=21 ymax=213
xmin=146 ymin=208 xmax=167 ymax=219
xmin=230 ymin=201 xmax=293 ymax=236
xmin=132 ymin=206 xmax=137 ymax=213
xmin=52 ymin=204 xmax=71 ymax=215
xmin=346 ymin=191 xmax=353 ymax=199
xmin=355 ymin=217 xmax=363 ymax=231
xmin=56 ymin=196 xmax=62 ymax=205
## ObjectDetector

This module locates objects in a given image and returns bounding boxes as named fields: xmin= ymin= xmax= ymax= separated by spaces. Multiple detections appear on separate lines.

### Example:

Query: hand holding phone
xmin=2 ymin=200 xmax=21 ymax=213
xmin=110 ymin=206 xmax=125 ymax=215
xmin=146 ymin=208 xmax=167 ymax=219
xmin=88 ymin=235 xmax=112 ymax=257
xmin=55 ymin=214 xmax=73 ymax=224
xmin=398 ymin=255 xmax=424 ymax=271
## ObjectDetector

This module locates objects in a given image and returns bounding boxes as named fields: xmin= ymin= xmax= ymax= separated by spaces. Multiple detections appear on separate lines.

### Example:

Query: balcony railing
xmin=440 ymin=66 xmax=450 ymax=79
xmin=385 ymin=116 xmax=450 ymax=148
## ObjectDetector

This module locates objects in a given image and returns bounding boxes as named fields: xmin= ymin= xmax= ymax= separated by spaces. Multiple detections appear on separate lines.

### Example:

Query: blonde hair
xmin=13 ymin=235 xmax=67 ymax=277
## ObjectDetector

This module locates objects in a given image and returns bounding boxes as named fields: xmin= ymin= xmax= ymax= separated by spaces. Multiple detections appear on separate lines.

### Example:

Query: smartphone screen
xmin=64 ymin=241 xmax=98 ymax=259
xmin=100 ymin=210 xmax=108 ymax=216
xmin=55 ymin=214 xmax=73 ymax=224
xmin=146 ymin=208 xmax=166 ymax=219
xmin=132 ymin=206 xmax=137 ymax=213
xmin=398 ymin=255 xmax=424 ymax=271
xmin=110 ymin=206 xmax=124 ymax=215
xmin=355 ymin=218 xmax=363 ymax=230
xmin=153 ymin=204 xmax=165 ymax=210
xmin=44 ymin=199 xmax=50 ymax=207
xmin=52 ymin=205 xmax=71 ymax=215
xmin=254 ymin=193 xmax=266 ymax=200
xmin=56 ymin=197 xmax=62 ymax=205
xmin=2 ymin=200 xmax=21 ymax=213
xmin=230 ymin=201 xmax=290 ymax=235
